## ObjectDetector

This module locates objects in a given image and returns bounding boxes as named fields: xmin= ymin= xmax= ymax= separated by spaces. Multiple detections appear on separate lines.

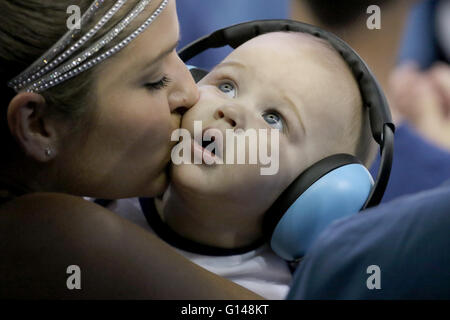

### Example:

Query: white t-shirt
xmin=106 ymin=197 xmax=292 ymax=300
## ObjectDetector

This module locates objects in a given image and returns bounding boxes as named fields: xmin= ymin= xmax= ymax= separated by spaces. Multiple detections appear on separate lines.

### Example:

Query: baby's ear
xmin=7 ymin=92 xmax=59 ymax=162
xmin=354 ymin=105 xmax=377 ymax=168
xmin=187 ymin=65 xmax=209 ymax=83
xmin=363 ymin=139 xmax=378 ymax=168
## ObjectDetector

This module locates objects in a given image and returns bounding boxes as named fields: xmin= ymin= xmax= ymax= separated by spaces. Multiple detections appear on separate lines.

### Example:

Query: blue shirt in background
xmin=176 ymin=0 xmax=289 ymax=69
xmin=287 ymin=180 xmax=450 ymax=299
xmin=370 ymin=123 xmax=450 ymax=203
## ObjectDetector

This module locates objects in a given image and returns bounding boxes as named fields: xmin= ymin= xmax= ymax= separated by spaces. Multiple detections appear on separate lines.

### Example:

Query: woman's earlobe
xmin=7 ymin=92 xmax=58 ymax=162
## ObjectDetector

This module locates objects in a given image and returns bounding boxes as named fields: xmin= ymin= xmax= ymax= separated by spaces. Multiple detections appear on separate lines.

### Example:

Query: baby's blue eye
xmin=263 ymin=112 xmax=284 ymax=130
xmin=218 ymin=82 xmax=236 ymax=98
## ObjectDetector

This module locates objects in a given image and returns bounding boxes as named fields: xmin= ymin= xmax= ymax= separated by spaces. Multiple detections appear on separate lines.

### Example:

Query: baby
xmin=113 ymin=31 xmax=374 ymax=299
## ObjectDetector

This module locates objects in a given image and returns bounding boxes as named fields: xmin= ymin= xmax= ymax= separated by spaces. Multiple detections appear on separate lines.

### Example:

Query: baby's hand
xmin=389 ymin=62 xmax=450 ymax=151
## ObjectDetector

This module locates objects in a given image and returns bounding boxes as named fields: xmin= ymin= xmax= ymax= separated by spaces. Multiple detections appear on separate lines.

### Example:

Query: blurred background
xmin=176 ymin=0 xmax=450 ymax=203
xmin=176 ymin=0 xmax=290 ymax=69
xmin=177 ymin=0 xmax=449 ymax=68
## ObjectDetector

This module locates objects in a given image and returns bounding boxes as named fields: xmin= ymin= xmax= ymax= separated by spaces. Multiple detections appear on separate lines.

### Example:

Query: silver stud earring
xmin=45 ymin=147 xmax=52 ymax=157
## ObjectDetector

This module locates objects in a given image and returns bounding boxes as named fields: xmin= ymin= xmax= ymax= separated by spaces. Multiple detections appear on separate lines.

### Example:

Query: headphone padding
xmin=271 ymin=163 xmax=374 ymax=261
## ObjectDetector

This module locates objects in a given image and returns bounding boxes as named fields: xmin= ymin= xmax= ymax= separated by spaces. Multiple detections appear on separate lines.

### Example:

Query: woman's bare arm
xmin=0 ymin=193 xmax=263 ymax=299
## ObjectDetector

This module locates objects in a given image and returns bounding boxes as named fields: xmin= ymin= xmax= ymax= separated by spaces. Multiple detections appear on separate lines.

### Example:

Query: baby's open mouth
xmin=188 ymin=126 xmax=224 ymax=164
xmin=201 ymin=136 xmax=216 ymax=155
xmin=202 ymin=127 xmax=224 ymax=161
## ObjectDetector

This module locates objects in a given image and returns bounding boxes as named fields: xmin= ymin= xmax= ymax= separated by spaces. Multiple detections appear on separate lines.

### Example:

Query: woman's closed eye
xmin=218 ymin=81 xmax=237 ymax=98
xmin=262 ymin=111 xmax=284 ymax=131
xmin=145 ymin=75 xmax=171 ymax=92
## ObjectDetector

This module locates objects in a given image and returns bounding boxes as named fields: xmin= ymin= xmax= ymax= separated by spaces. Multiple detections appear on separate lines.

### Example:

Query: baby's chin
xmin=169 ymin=162 xmax=223 ymax=197
xmin=169 ymin=164 xmax=247 ymax=208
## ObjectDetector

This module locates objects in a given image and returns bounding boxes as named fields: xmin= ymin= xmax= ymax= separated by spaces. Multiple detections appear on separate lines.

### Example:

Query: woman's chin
xmin=139 ymin=170 xmax=170 ymax=198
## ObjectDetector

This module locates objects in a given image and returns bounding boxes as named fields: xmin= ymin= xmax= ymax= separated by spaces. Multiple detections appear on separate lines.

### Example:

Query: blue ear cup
xmin=264 ymin=154 xmax=374 ymax=261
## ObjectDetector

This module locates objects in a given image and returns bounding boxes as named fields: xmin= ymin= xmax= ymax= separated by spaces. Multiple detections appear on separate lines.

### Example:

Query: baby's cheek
xmin=180 ymin=98 xmax=215 ymax=130
xmin=270 ymin=150 xmax=305 ymax=195
xmin=179 ymin=110 xmax=197 ymax=131
xmin=245 ymin=168 xmax=286 ymax=204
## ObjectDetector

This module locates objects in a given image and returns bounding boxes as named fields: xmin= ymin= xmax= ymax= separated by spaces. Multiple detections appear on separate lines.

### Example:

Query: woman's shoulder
xmin=0 ymin=192 xmax=131 ymax=250
xmin=0 ymin=192 xmax=113 ymax=223
xmin=0 ymin=192 xmax=263 ymax=299
xmin=0 ymin=193 xmax=134 ymax=298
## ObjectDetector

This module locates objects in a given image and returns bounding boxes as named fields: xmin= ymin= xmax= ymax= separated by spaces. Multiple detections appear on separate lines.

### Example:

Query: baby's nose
xmin=214 ymin=105 xmax=245 ymax=129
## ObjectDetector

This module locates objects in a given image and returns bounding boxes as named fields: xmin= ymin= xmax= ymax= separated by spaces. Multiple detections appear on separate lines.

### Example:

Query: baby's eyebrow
xmin=282 ymin=94 xmax=306 ymax=135
xmin=214 ymin=60 xmax=247 ymax=71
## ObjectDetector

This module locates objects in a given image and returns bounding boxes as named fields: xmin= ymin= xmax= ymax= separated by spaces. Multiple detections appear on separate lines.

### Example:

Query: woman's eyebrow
xmin=134 ymin=37 xmax=181 ymax=74
xmin=153 ymin=38 xmax=180 ymax=63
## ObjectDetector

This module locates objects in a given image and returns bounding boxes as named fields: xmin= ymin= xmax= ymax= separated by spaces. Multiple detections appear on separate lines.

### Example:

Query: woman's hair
xmin=0 ymin=0 xmax=142 ymax=161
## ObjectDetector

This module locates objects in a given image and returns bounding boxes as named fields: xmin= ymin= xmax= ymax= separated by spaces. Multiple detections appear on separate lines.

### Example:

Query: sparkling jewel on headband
xmin=8 ymin=0 xmax=169 ymax=93
xmin=8 ymin=0 xmax=108 ymax=90
xmin=26 ymin=0 xmax=153 ymax=93
xmin=9 ymin=0 xmax=127 ymax=91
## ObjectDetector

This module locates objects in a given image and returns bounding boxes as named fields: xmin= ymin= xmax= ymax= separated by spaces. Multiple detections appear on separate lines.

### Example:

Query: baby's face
xmin=161 ymin=32 xmax=361 ymax=248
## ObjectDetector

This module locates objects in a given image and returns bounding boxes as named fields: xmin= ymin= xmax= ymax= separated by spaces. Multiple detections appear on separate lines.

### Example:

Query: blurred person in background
xmin=391 ymin=0 xmax=450 ymax=151
xmin=287 ymin=0 xmax=450 ymax=299
xmin=292 ymin=0 xmax=450 ymax=202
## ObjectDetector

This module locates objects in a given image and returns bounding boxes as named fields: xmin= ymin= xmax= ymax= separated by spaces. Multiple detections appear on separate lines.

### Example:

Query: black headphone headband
xmin=178 ymin=19 xmax=394 ymax=209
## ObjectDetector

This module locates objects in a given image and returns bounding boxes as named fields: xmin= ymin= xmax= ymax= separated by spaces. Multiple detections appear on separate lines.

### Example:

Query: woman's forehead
xmin=99 ymin=0 xmax=179 ymax=77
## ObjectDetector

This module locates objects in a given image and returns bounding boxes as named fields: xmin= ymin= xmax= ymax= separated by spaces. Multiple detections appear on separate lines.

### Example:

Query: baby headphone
xmin=140 ymin=19 xmax=395 ymax=261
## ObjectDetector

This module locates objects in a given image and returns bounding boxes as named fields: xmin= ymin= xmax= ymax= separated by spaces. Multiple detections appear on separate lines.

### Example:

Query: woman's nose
xmin=168 ymin=54 xmax=200 ymax=115
xmin=214 ymin=105 xmax=246 ymax=129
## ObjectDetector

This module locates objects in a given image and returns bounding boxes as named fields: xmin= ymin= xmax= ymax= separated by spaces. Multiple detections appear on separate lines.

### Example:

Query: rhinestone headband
xmin=9 ymin=0 xmax=127 ymax=91
xmin=8 ymin=0 xmax=169 ymax=93
xmin=8 ymin=0 xmax=109 ymax=90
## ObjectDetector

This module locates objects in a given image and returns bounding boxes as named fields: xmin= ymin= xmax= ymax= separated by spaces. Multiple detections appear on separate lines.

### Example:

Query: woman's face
xmin=58 ymin=0 xmax=199 ymax=198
